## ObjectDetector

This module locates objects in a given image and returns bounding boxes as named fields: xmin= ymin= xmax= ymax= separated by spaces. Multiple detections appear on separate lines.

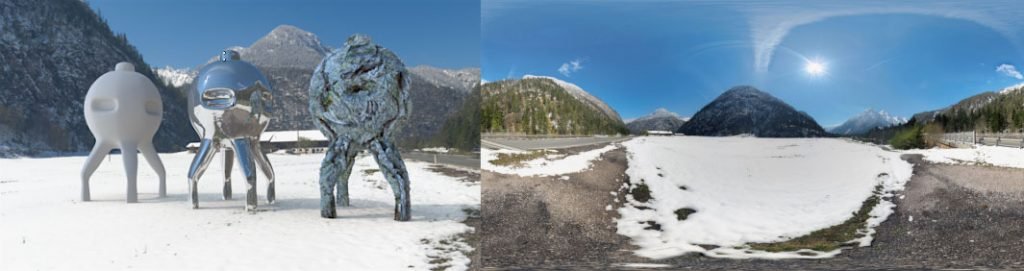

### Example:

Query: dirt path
xmin=480 ymin=145 xmax=641 ymax=269
xmin=480 ymin=146 xmax=1024 ymax=270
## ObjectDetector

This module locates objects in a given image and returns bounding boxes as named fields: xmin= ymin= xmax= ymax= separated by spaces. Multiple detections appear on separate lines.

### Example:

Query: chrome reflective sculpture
xmin=309 ymin=34 xmax=412 ymax=221
xmin=187 ymin=50 xmax=275 ymax=211
xmin=82 ymin=62 xmax=166 ymax=203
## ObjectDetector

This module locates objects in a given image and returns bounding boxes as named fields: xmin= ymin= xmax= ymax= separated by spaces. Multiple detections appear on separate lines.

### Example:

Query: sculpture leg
xmin=250 ymin=141 xmax=276 ymax=204
xmin=120 ymin=141 xmax=139 ymax=203
xmin=369 ymin=139 xmax=411 ymax=221
xmin=319 ymin=139 xmax=352 ymax=218
xmin=81 ymin=141 xmax=114 ymax=201
xmin=139 ymin=141 xmax=166 ymax=198
xmin=231 ymin=138 xmax=259 ymax=211
xmin=187 ymin=139 xmax=218 ymax=209
xmin=336 ymin=152 xmax=357 ymax=207
xmin=223 ymin=148 xmax=234 ymax=200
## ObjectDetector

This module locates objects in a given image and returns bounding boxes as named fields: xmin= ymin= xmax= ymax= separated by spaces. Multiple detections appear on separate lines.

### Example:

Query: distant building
xmin=646 ymin=130 xmax=674 ymax=136
xmin=186 ymin=130 xmax=329 ymax=153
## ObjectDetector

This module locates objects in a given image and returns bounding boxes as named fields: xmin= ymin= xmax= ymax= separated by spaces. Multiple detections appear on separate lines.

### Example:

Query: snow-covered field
xmin=904 ymin=145 xmax=1024 ymax=169
xmin=617 ymin=136 xmax=913 ymax=259
xmin=0 ymin=152 xmax=478 ymax=270
xmin=481 ymin=144 xmax=617 ymax=177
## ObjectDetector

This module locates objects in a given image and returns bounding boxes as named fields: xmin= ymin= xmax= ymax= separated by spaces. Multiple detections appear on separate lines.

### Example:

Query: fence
xmin=941 ymin=131 xmax=1024 ymax=148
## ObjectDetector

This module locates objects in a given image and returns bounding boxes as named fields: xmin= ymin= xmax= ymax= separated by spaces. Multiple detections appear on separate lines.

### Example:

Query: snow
xmin=0 ymin=152 xmax=478 ymax=270
xmin=612 ymin=263 xmax=673 ymax=268
xmin=999 ymin=82 xmax=1024 ymax=95
xmin=153 ymin=66 xmax=194 ymax=88
xmin=904 ymin=145 xmax=1024 ymax=169
xmin=186 ymin=130 xmax=328 ymax=149
xmin=417 ymin=147 xmax=452 ymax=154
xmin=481 ymin=144 xmax=618 ymax=177
xmin=631 ymin=108 xmax=687 ymax=123
xmin=522 ymin=74 xmax=621 ymax=120
xmin=260 ymin=129 xmax=328 ymax=143
xmin=616 ymin=136 xmax=913 ymax=259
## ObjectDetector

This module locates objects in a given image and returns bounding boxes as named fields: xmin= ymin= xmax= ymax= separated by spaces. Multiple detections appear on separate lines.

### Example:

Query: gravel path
xmin=480 ymin=145 xmax=1024 ymax=270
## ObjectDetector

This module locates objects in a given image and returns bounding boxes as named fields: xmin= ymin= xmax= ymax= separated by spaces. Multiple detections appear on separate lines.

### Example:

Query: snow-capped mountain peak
xmin=625 ymin=108 xmax=689 ymax=134
xmin=153 ymin=66 xmax=195 ymax=88
xmin=999 ymin=82 xmax=1024 ymax=95
xmin=408 ymin=66 xmax=480 ymax=93
xmin=829 ymin=108 xmax=907 ymax=135
xmin=635 ymin=108 xmax=686 ymax=122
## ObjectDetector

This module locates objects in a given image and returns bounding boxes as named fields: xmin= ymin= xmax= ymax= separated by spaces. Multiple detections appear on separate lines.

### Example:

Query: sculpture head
xmin=191 ymin=50 xmax=274 ymax=140
xmin=309 ymin=34 xmax=410 ymax=144
xmin=84 ymin=62 xmax=162 ymax=142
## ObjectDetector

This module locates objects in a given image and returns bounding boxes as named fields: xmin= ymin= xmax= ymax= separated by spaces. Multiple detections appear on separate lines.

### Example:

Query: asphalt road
xmin=403 ymin=151 xmax=480 ymax=169
xmin=481 ymin=135 xmax=632 ymax=151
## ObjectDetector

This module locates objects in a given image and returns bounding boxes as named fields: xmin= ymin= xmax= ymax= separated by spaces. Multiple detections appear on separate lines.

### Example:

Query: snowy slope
xmin=0 ymin=152 xmax=478 ymax=270
xmin=829 ymin=109 xmax=907 ymax=135
xmin=482 ymin=144 xmax=618 ymax=177
xmin=904 ymin=145 xmax=1024 ymax=168
xmin=409 ymin=66 xmax=481 ymax=93
xmin=999 ymin=82 xmax=1024 ymax=95
xmin=617 ymin=136 xmax=913 ymax=259
xmin=153 ymin=66 xmax=195 ymax=88
xmin=522 ymin=75 xmax=623 ymax=122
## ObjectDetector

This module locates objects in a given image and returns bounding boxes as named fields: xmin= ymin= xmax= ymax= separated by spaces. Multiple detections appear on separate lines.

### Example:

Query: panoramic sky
xmin=482 ymin=0 xmax=1024 ymax=126
xmin=86 ymin=0 xmax=480 ymax=69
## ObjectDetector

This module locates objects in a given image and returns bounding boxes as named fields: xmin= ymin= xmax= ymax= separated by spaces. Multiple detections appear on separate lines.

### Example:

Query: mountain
xmin=0 ymin=0 xmax=195 ymax=156
xmin=172 ymin=25 xmax=479 ymax=148
xmin=188 ymin=25 xmax=332 ymax=131
xmin=522 ymin=75 xmax=622 ymax=121
xmin=429 ymin=86 xmax=481 ymax=151
xmin=481 ymin=77 xmax=628 ymax=135
xmin=918 ymin=83 xmax=1024 ymax=133
xmin=408 ymin=66 xmax=480 ymax=93
xmin=829 ymin=109 xmax=906 ymax=135
xmin=677 ymin=86 xmax=826 ymax=137
xmin=396 ymin=66 xmax=480 ymax=147
xmin=213 ymin=25 xmax=331 ymax=69
xmin=626 ymin=108 xmax=688 ymax=134
xmin=154 ymin=66 xmax=195 ymax=88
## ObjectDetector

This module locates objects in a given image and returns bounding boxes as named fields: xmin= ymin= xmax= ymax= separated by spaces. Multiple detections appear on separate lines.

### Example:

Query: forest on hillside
xmin=480 ymin=78 xmax=628 ymax=135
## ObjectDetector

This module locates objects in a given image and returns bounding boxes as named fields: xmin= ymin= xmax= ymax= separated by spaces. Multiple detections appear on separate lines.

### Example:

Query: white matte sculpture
xmin=81 ymin=62 xmax=167 ymax=203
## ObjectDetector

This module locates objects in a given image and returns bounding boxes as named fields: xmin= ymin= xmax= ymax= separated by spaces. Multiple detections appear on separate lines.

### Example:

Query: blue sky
xmin=86 ymin=0 xmax=479 ymax=69
xmin=481 ymin=0 xmax=1024 ymax=126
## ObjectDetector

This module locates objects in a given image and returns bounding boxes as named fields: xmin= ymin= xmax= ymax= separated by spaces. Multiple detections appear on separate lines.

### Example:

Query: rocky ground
xmin=481 ymin=144 xmax=639 ymax=269
xmin=480 ymin=144 xmax=1024 ymax=270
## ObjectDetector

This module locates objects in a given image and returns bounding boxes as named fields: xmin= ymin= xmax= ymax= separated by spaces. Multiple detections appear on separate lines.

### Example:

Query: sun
xmin=805 ymin=59 xmax=827 ymax=76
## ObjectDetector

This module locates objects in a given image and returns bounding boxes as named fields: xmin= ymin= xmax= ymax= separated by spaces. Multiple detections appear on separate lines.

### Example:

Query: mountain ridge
xmin=626 ymin=108 xmax=688 ymax=134
xmin=829 ymin=108 xmax=907 ymax=135
xmin=677 ymin=86 xmax=826 ymax=137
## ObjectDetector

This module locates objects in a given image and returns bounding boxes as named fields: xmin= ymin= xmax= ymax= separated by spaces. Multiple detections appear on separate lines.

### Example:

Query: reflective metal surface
xmin=187 ymin=50 xmax=275 ymax=211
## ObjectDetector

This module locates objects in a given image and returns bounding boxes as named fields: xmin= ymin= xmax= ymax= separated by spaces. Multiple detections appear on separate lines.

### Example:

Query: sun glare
xmin=805 ymin=59 xmax=826 ymax=76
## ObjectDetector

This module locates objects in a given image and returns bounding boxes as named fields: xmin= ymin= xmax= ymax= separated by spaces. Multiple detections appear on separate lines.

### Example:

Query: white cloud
xmin=558 ymin=58 xmax=584 ymax=77
xmin=996 ymin=64 xmax=1023 ymax=80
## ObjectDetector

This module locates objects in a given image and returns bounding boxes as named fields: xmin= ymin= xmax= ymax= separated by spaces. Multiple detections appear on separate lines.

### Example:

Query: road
xmin=403 ymin=151 xmax=480 ymax=169
xmin=481 ymin=135 xmax=632 ymax=151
